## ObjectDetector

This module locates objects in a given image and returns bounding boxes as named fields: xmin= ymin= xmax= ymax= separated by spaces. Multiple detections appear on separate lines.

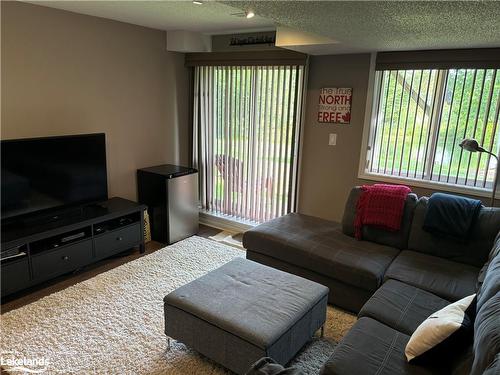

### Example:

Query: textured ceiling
xmin=24 ymin=1 xmax=500 ymax=53
xmin=223 ymin=1 xmax=500 ymax=53
xmin=25 ymin=0 xmax=274 ymax=34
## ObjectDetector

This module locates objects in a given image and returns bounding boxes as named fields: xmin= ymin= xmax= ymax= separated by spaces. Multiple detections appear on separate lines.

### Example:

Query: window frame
xmin=358 ymin=54 xmax=496 ymax=199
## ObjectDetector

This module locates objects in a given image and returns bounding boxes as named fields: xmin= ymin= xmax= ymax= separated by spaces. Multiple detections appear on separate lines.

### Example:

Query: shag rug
xmin=1 ymin=236 xmax=356 ymax=374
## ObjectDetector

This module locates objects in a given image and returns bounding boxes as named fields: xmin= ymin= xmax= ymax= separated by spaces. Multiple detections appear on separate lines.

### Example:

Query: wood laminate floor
xmin=1 ymin=225 xmax=223 ymax=314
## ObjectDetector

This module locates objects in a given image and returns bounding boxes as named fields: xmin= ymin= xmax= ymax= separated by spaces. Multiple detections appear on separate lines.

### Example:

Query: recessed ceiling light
xmin=193 ymin=1 xmax=203 ymax=5
xmin=246 ymin=10 xmax=255 ymax=19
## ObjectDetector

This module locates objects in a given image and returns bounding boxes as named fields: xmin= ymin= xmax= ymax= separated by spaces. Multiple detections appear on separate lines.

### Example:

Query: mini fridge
xmin=137 ymin=165 xmax=199 ymax=244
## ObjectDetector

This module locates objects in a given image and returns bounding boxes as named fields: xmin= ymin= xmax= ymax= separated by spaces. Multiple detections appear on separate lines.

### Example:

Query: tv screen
xmin=1 ymin=133 xmax=108 ymax=220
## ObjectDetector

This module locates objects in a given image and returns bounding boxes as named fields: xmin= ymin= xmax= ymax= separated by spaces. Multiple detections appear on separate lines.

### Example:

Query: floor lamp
xmin=459 ymin=138 xmax=499 ymax=207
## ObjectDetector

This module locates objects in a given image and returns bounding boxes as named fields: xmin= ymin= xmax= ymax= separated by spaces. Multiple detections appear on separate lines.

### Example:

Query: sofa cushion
xmin=243 ymin=213 xmax=400 ymax=292
xmin=481 ymin=353 xmax=500 ymax=375
xmin=384 ymin=250 xmax=479 ymax=301
xmin=477 ymin=232 xmax=500 ymax=289
xmin=320 ymin=317 xmax=440 ymax=375
xmin=477 ymin=248 xmax=500 ymax=312
xmin=247 ymin=250 xmax=373 ymax=313
xmin=342 ymin=187 xmax=418 ymax=249
xmin=471 ymin=293 xmax=500 ymax=375
xmin=404 ymin=294 xmax=476 ymax=364
xmin=451 ymin=345 xmax=474 ymax=375
xmin=408 ymin=197 xmax=500 ymax=267
xmin=359 ymin=280 xmax=450 ymax=335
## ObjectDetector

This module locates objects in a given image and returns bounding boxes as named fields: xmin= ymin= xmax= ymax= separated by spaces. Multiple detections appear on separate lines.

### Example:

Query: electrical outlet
xmin=329 ymin=133 xmax=337 ymax=146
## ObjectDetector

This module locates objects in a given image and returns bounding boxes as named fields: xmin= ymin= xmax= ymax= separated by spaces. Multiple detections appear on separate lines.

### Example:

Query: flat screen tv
xmin=1 ymin=133 xmax=108 ymax=221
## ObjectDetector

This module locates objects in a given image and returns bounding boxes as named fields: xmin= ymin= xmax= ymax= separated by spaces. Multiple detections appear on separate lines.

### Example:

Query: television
xmin=1 ymin=133 xmax=108 ymax=221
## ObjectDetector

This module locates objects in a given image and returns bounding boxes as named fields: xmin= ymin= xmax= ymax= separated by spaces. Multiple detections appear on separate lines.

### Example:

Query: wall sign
xmin=318 ymin=87 xmax=352 ymax=124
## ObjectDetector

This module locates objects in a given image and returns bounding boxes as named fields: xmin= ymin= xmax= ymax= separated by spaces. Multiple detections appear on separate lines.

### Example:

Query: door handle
xmin=62 ymin=256 xmax=70 ymax=261
xmin=116 ymin=237 xmax=123 ymax=241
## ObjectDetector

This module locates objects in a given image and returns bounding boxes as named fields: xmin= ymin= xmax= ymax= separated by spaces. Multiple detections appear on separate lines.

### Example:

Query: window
xmin=192 ymin=65 xmax=305 ymax=223
xmin=363 ymin=68 xmax=500 ymax=191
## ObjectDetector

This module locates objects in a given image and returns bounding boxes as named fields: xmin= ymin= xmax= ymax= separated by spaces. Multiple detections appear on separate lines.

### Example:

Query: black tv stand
xmin=10 ymin=206 xmax=85 ymax=229
xmin=1 ymin=197 xmax=146 ymax=298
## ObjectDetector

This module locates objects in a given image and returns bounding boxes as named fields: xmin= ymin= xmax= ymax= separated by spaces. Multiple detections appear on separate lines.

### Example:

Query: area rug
xmin=0 ymin=236 xmax=355 ymax=374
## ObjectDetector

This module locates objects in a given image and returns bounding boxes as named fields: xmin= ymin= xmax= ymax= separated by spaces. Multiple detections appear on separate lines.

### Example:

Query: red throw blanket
xmin=354 ymin=184 xmax=411 ymax=239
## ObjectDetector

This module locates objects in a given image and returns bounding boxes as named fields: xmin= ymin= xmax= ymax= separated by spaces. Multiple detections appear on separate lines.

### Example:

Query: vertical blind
xmin=366 ymin=68 xmax=500 ymax=189
xmin=193 ymin=65 xmax=304 ymax=223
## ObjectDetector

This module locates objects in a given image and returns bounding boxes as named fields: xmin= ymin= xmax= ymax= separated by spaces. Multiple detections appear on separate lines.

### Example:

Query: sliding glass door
xmin=193 ymin=65 xmax=305 ymax=223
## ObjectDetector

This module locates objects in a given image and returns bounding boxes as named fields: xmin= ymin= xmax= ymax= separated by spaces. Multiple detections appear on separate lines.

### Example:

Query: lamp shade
xmin=459 ymin=138 xmax=483 ymax=152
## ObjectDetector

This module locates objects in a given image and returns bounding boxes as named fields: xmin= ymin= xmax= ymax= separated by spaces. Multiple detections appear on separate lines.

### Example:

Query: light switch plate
xmin=329 ymin=133 xmax=337 ymax=146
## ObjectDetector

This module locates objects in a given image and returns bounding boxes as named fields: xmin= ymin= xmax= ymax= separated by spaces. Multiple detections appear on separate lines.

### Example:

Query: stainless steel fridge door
xmin=167 ymin=172 xmax=199 ymax=243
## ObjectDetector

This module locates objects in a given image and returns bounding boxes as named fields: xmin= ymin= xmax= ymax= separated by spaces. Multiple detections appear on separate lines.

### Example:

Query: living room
xmin=1 ymin=1 xmax=499 ymax=374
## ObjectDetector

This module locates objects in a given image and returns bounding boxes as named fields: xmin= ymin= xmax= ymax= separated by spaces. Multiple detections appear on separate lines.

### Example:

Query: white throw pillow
xmin=405 ymin=294 xmax=476 ymax=364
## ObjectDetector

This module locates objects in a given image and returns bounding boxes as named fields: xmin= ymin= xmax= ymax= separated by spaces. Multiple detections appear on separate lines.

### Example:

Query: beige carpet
xmin=1 ymin=236 xmax=355 ymax=374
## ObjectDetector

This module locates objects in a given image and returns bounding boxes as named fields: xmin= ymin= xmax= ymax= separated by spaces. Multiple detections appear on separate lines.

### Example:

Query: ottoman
xmin=164 ymin=258 xmax=329 ymax=374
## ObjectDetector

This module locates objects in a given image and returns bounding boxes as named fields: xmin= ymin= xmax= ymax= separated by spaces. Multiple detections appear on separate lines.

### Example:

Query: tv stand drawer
xmin=1 ymin=257 xmax=30 ymax=296
xmin=94 ymin=223 xmax=141 ymax=259
xmin=32 ymin=239 xmax=93 ymax=281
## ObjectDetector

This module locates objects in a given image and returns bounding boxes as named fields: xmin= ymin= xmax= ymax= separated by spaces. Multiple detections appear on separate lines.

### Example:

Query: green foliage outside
xmin=371 ymin=68 xmax=500 ymax=188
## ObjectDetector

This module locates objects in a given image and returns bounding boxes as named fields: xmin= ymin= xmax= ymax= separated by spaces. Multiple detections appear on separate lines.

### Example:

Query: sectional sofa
xmin=243 ymin=187 xmax=500 ymax=374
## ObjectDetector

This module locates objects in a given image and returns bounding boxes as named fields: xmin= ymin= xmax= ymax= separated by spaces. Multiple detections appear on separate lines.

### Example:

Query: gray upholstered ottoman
xmin=164 ymin=258 xmax=329 ymax=374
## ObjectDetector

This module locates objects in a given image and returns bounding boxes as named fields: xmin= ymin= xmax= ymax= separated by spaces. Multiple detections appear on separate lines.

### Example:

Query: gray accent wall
xmin=1 ymin=1 xmax=190 ymax=202
xmin=299 ymin=54 xmax=373 ymax=222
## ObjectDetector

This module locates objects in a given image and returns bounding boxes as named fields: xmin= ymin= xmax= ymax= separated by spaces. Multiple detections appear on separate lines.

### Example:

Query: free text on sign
xmin=318 ymin=87 xmax=352 ymax=124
